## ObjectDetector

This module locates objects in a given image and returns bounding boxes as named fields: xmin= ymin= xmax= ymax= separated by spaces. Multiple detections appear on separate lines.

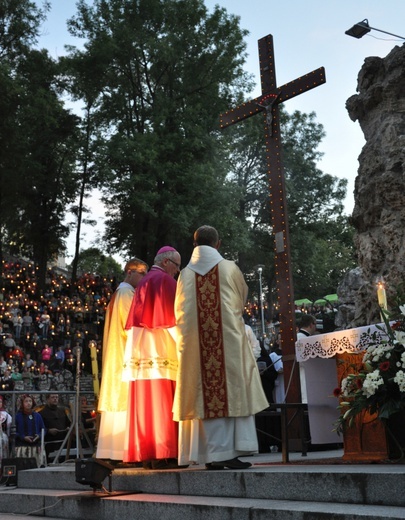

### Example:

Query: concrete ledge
xmin=15 ymin=462 xmax=405 ymax=507
xmin=1 ymin=489 xmax=405 ymax=520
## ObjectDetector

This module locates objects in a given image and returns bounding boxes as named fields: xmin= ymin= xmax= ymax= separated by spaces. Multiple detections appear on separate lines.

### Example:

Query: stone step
xmin=0 ymin=487 xmax=404 ymax=520
xmin=14 ymin=460 xmax=405 ymax=508
xmin=2 ymin=450 xmax=405 ymax=520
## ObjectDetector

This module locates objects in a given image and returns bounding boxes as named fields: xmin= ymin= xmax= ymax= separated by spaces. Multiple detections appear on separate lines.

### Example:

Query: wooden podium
xmin=336 ymin=353 xmax=388 ymax=461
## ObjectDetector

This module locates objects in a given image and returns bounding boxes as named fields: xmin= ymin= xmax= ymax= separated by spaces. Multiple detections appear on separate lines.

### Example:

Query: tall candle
xmin=89 ymin=341 xmax=100 ymax=399
xmin=377 ymin=282 xmax=387 ymax=311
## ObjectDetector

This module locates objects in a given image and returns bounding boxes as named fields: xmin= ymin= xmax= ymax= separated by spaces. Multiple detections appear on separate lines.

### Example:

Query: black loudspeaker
xmin=75 ymin=458 xmax=114 ymax=489
xmin=2 ymin=458 xmax=37 ymax=486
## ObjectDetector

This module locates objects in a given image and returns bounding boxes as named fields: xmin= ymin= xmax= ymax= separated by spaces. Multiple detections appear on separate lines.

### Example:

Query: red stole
xmin=196 ymin=265 xmax=229 ymax=418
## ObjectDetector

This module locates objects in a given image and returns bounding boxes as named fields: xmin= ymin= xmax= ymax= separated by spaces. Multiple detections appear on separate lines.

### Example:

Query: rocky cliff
xmin=343 ymin=43 xmax=405 ymax=327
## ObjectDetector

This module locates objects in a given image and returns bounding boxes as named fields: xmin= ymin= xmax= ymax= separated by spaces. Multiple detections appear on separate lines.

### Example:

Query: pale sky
xmin=34 ymin=0 xmax=405 ymax=263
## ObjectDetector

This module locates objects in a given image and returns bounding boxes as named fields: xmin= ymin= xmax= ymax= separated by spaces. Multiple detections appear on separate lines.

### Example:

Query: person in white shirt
xmin=39 ymin=309 xmax=51 ymax=339
xmin=0 ymin=356 xmax=7 ymax=376
xmin=22 ymin=312 xmax=33 ymax=337
xmin=296 ymin=315 xmax=317 ymax=404
xmin=270 ymin=334 xmax=285 ymax=405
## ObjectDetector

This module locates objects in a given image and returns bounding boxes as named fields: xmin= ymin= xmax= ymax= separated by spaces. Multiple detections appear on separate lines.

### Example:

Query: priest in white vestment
xmin=173 ymin=225 xmax=268 ymax=469
xmin=96 ymin=258 xmax=148 ymax=460
xmin=296 ymin=314 xmax=317 ymax=405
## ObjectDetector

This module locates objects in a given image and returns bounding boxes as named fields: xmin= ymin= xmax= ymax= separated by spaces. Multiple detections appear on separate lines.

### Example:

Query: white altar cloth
xmin=294 ymin=322 xmax=388 ymax=444
xmin=296 ymin=323 xmax=388 ymax=362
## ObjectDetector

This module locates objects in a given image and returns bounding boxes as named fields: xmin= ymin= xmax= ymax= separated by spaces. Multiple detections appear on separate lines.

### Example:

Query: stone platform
xmin=1 ymin=450 xmax=405 ymax=520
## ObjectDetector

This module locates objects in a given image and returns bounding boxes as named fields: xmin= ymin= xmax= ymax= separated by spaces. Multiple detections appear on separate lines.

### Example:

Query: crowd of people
xmin=0 ymin=259 xmax=109 ymax=467
xmin=0 ymin=258 xmax=112 ymax=387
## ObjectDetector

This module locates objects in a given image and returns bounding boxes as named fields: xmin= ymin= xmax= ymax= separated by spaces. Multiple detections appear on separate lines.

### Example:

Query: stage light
xmin=345 ymin=19 xmax=405 ymax=40
xmin=2 ymin=458 xmax=37 ymax=487
xmin=75 ymin=458 xmax=114 ymax=490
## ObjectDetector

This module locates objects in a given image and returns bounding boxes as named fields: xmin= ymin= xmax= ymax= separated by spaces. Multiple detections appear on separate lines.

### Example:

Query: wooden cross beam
xmin=220 ymin=34 xmax=326 ymax=404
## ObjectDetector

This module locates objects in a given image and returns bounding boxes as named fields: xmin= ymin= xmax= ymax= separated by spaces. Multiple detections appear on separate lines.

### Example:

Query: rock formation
xmin=334 ymin=267 xmax=365 ymax=328
xmin=343 ymin=43 xmax=405 ymax=327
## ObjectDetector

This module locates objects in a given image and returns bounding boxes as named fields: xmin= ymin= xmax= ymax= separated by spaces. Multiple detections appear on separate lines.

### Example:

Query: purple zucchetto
xmin=157 ymin=246 xmax=176 ymax=254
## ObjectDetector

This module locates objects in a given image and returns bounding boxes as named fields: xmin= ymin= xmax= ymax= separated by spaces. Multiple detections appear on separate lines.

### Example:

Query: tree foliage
xmin=72 ymin=247 xmax=123 ymax=278
xmin=58 ymin=49 xmax=105 ymax=284
xmin=0 ymin=0 xmax=357 ymax=301
xmin=0 ymin=0 xmax=49 ymax=261
xmin=224 ymin=108 xmax=356 ymax=305
xmin=0 ymin=0 xmax=80 ymax=291
xmin=0 ymin=0 xmax=49 ymax=60
xmin=65 ymin=0 xmax=252 ymax=264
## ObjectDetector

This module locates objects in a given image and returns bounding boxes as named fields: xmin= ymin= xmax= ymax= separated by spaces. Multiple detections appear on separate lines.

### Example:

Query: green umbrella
xmin=313 ymin=294 xmax=339 ymax=306
xmin=294 ymin=298 xmax=312 ymax=306
xmin=324 ymin=293 xmax=339 ymax=302
xmin=313 ymin=298 xmax=328 ymax=305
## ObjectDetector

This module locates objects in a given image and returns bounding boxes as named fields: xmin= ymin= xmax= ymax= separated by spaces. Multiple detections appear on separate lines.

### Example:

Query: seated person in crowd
xmin=0 ymin=369 xmax=14 ymax=391
xmin=0 ymin=356 xmax=7 ymax=376
xmin=15 ymin=394 xmax=46 ymax=467
xmin=0 ymin=395 xmax=12 ymax=461
xmin=37 ymin=394 xmax=71 ymax=461
xmin=80 ymin=395 xmax=97 ymax=449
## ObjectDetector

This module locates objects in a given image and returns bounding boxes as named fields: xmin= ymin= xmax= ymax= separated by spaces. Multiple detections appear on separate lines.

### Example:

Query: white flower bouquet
xmin=334 ymin=304 xmax=405 ymax=434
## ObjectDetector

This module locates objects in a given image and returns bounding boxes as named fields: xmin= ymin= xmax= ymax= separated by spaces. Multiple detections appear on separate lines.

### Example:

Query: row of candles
xmin=0 ymin=295 xmax=110 ymax=317
xmin=2 ymin=350 xmax=99 ymax=372
xmin=1 ymin=261 xmax=114 ymax=313
xmin=1 ymin=263 xmax=106 ymax=400
xmin=1 ymin=326 xmax=97 ymax=340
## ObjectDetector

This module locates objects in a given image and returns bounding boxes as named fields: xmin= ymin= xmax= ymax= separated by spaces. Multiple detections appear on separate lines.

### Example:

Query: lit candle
xmin=89 ymin=341 xmax=100 ymax=399
xmin=377 ymin=279 xmax=387 ymax=311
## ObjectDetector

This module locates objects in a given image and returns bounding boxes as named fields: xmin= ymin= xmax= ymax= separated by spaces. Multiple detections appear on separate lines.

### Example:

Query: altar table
xmin=295 ymin=322 xmax=389 ymax=456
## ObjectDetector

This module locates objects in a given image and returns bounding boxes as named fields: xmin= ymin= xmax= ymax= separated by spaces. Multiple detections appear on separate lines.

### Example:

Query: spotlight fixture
xmin=345 ymin=19 xmax=405 ymax=40
xmin=75 ymin=458 xmax=115 ymax=491
xmin=2 ymin=458 xmax=37 ymax=487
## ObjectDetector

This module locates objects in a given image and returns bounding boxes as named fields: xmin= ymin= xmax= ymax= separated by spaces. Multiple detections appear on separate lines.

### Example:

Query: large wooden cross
xmin=220 ymin=35 xmax=325 ymax=404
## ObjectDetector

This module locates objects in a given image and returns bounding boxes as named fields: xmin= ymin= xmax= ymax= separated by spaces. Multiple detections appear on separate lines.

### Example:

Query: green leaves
xmin=1 ymin=27 xmax=79 ymax=289
xmin=1 ymin=0 xmax=356 ymax=296
xmin=62 ymin=0 xmax=250 ymax=261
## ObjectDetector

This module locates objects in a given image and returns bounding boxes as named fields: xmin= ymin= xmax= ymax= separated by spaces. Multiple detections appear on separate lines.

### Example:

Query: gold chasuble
xmin=174 ymin=248 xmax=268 ymax=422
xmin=97 ymin=281 xmax=136 ymax=460
xmin=98 ymin=283 xmax=134 ymax=412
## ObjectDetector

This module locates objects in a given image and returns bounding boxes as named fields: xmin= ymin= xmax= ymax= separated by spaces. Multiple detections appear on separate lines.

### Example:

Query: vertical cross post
xmin=220 ymin=35 xmax=326 ymax=406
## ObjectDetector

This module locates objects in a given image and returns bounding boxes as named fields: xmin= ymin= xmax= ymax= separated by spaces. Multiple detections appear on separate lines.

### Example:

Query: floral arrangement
xmin=334 ymin=303 xmax=405 ymax=434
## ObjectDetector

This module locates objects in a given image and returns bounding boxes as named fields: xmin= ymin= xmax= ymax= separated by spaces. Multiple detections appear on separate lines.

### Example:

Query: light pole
xmin=255 ymin=265 xmax=266 ymax=340
xmin=345 ymin=19 xmax=405 ymax=40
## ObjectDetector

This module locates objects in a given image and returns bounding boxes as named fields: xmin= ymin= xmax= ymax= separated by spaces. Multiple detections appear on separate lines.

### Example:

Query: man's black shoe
xmin=207 ymin=457 xmax=252 ymax=470
xmin=151 ymin=458 xmax=189 ymax=470
xmin=205 ymin=462 xmax=223 ymax=470
xmin=115 ymin=461 xmax=143 ymax=468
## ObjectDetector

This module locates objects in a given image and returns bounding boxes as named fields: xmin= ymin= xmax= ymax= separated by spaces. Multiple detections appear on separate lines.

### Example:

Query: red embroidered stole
xmin=195 ymin=265 xmax=228 ymax=418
